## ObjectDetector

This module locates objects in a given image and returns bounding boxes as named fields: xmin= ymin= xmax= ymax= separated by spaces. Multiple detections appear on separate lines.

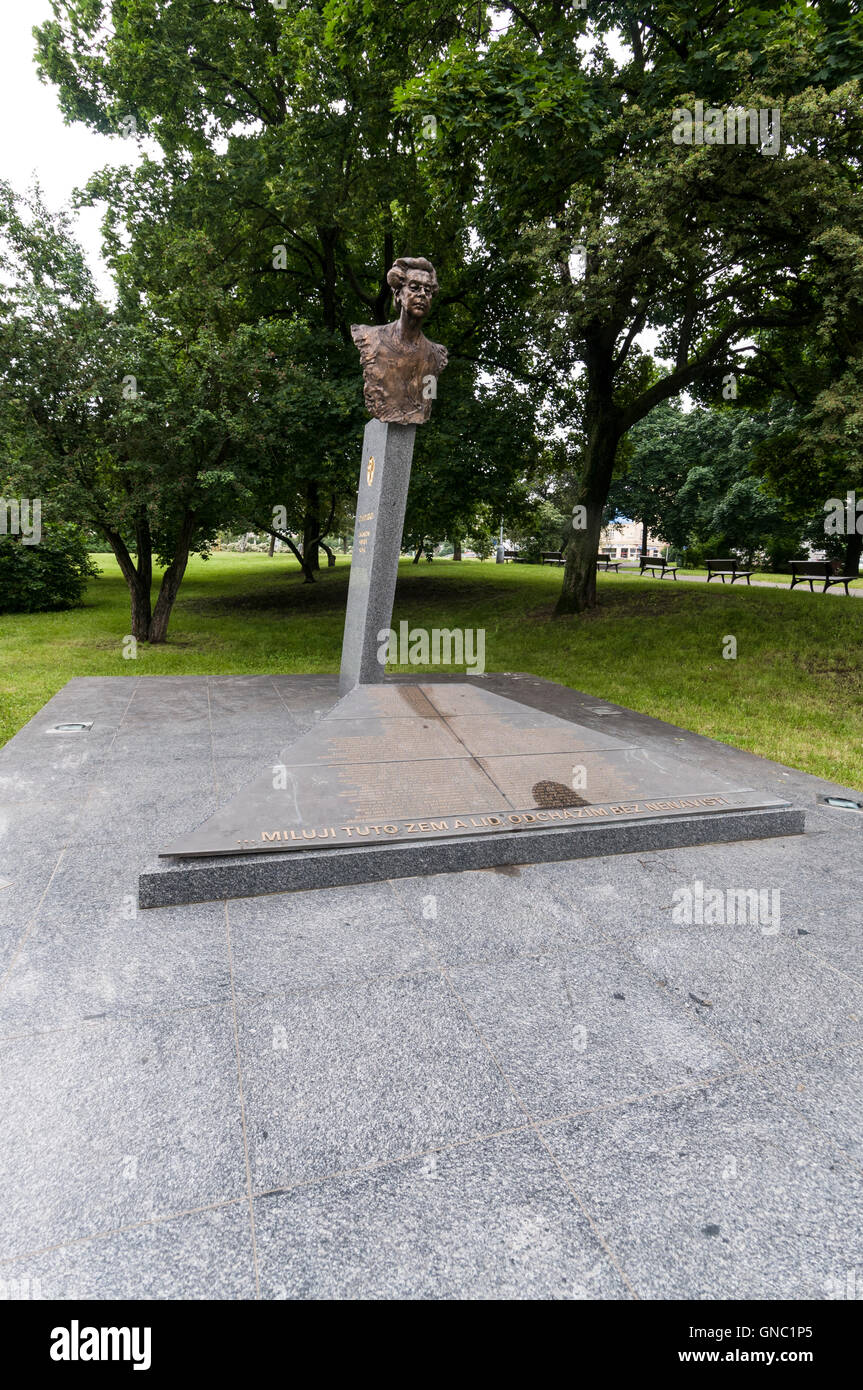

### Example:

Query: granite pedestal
xmin=339 ymin=419 xmax=416 ymax=693
xmin=141 ymin=677 xmax=802 ymax=908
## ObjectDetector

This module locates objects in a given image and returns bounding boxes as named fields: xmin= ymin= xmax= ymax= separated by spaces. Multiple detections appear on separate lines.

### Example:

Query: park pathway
xmin=622 ymin=569 xmax=863 ymax=597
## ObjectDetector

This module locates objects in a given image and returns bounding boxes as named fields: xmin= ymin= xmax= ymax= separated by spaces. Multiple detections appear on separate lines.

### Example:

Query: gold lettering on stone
xmin=254 ymin=792 xmax=738 ymax=852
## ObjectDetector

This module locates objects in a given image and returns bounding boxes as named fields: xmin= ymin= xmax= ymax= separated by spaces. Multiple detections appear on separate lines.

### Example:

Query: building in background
xmin=598 ymin=519 xmax=665 ymax=561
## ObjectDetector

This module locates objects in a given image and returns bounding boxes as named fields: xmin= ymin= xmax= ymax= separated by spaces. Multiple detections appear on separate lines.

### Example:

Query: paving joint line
xmin=223 ymin=900 xmax=261 ymax=1299
xmin=388 ymin=877 xmax=641 ymax=1299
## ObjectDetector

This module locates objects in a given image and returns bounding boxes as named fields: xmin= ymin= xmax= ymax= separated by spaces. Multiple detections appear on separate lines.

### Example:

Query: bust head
xmin=386 ymin=256 xmax=439 ymax=324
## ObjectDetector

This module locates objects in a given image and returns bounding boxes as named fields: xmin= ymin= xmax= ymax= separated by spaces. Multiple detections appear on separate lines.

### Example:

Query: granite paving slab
xmin=108 ymin=729 xmax=214 ymax=760
xmin=0 ymin=1204 xmax=256 ymax=1301
xmin=448 ymin=948 xmax=737 ymax=1119
xmin=622 ymin=928 xmax=863 ymax=1062
xmin=225 ymin=881 xmax=433 ymax=999
xmin=253 ymin=1129 xmax=631 ymax=1300
xmin=524 ymin=837 xmax=862 ymax=945
xmin=0 ymin=673 xmax=859 ymax=1298
xmin=235 ymin=971 xmax=524 ymax=1191
xmin=0 ymin=895 xmax=231 ymax=1032
xmin=0 ymin=857 xmax=61 ymax=936
xmin=0 ymin=1008 xmax=247 ymax=1258
xmin=756 ymin=1043 xmax=863 ymax=1171
xmin=539 ymin=1072 xmax=863 ymax=1300
xmin=391 ymin=865 xmax=599 ymax=966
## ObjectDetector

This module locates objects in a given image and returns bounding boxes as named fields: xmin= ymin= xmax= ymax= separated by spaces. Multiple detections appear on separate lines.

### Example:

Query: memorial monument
xmin=140 ymin=256 xmax=801 ymax=907
xmin=340 ymin=257 xmax=447 ymax=692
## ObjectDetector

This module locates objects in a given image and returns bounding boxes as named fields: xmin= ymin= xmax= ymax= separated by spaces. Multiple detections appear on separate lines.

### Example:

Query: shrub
xmin=0 ymin=525 xmax=98 ymax=614
xmin=467 ymin=529 xmax=495 ymax=560
xmin=509 ymin=499 xmax=568 ymax=563
xmin=677 ymin=535 xmax=728 ymax=568
xmin=763 ymin=535 xmax=803 ymax=573
xmin=676 ymin=541 xmax=706 ymax=567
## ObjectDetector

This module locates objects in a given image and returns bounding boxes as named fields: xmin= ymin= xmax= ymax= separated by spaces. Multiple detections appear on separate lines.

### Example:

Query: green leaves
xmin=0 ymin=523 xmax=98 ymax=614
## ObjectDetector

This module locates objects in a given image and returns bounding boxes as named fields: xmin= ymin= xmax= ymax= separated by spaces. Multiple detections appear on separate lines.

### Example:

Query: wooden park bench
xmin=541 ymin=551 xmax=564 ymax=565
xmin=596 ymin=555 xmax=621 ymax=572
xmin=639 ymin=556 xmax=678 ymax=579
xmin=788 ymin=559 xmax=857 ymax=595
xmin=502 ymin=548 xmax=521 ymax=562
xmin=706 ymin=558 xmax=754 ymax=585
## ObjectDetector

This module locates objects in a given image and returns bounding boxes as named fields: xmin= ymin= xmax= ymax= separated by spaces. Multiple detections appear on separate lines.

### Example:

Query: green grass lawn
xmin=2 ymin=552 xmax=861 ymax=787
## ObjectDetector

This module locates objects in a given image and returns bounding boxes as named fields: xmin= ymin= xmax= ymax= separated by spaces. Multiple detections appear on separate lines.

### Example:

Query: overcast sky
xmin=1 ymin=3 xmax=130 ymax=293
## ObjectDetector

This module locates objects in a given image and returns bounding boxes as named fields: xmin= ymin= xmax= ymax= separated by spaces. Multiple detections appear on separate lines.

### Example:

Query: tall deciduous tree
xmin=732 ymin=217 xmax=863 ymax=576
xmin=0 ymin=185 xmax=296 ymax=641
xmin=396 ymin=0 xmax=863 ymax=610
xmin=606 ymin=401 xmax=692 ymax=556
xmin=36 ymin=0 xmax=526 ymax=580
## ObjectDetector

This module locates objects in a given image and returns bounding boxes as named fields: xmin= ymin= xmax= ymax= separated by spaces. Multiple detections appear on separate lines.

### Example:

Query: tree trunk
xmin=452 ymin=537 xmax=462 ymax=562
xmin=319 ymin=227 xmax=338 ymax=335
xmin=148 ymin=511 xmax=197 ymax=644
xmin=320 ymin=540 xmax=336 ymax=568
xmin=641 ymin=519 xmax=648 ymax=559
xmin=129 ymin=582 xmax=152 ymax=641
xmin=555 ymin=408 xmax=621 ymax=615
xmin=103 ymin=522 xmax=152 ymax=641
xmin=264 ymin=527 xmax=316 ymax=582
xmin=302 ymin=481 xmax=321 ymax=574
xmin=843 ymin=530 xmax=862 ymax=577
xmin=268 ymin=533 xmax=276 ymax=558
xmin=413 ymin=541 xmax=424 ymax=564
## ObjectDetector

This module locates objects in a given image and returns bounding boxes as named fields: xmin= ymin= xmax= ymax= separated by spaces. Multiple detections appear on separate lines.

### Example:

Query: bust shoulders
xmin=351 ymin=322 xmax=446 ymax=363
xmin=429 ymin=339 xmax=448 ymax=373
xmin=351 ymin=320 xmax=448 ymax=425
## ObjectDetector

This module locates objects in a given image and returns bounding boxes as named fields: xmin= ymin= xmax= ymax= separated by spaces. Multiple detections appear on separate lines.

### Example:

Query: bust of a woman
xmin=351 ymin=257 xmax=448 ymax=425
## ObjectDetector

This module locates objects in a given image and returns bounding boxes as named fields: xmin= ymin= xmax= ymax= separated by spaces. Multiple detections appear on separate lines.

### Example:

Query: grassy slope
xmin=1 ymin=553 xmax=861 ymax=787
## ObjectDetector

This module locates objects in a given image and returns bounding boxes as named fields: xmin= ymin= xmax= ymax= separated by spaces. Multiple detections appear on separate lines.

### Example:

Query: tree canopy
xmin=2 ymin=0 xmax=859 ymax=636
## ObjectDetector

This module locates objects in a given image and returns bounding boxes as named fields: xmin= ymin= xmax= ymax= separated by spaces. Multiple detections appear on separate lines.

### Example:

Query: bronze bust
xmin=351 ymin=257 xmax=448 ymax=425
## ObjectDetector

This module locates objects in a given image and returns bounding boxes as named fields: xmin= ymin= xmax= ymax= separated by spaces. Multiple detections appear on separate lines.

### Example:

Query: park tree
xmin=668 ymin=408 xmax=801 ymax=565
xmin=404 ymin=369 xmax=538 ymax=559
xmin=606 ymin=401 xmax=693 ymax=556
xmin=396 ymin=0 xmax=863 ymax=611
xmin=466 ymin=503 xmax=497 ymax=561
xmin=36 ymin=0 xmax=524 ymax=580
xmin=729 ymin=218 xmax=863 ymax=577
xmin=606 ymin=400 xmax=804 ymax=563
xmin=507 ymin=499 xmax=569 ymax=562
xmin=0 ymin=184 xmax=303 ymax=642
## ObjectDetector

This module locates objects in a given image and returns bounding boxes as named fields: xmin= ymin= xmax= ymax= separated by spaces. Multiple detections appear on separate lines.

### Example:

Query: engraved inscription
xmin=255 ymin=795 xmax=736 ymax=849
